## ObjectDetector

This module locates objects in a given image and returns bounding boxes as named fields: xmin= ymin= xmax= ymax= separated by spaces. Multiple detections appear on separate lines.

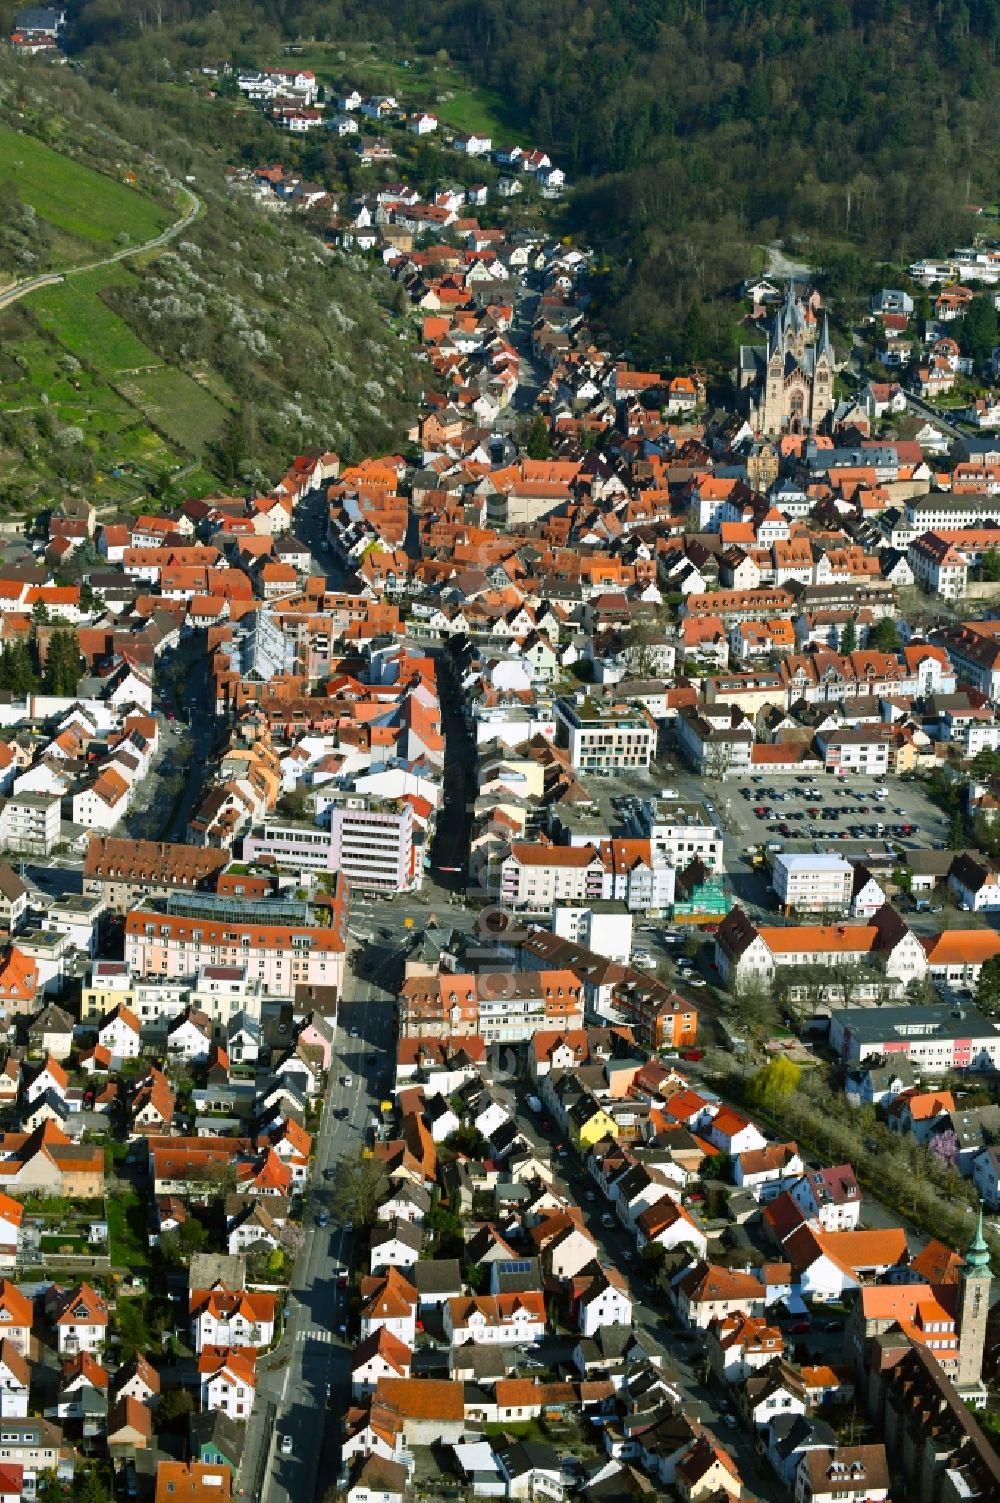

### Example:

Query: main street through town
xmin=238 ymin=939 xmax=399 ymax=1503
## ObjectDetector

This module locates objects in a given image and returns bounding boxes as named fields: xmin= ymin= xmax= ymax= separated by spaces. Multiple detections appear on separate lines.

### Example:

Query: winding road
xmin=0 ymin=179 xmax=201 ymax=311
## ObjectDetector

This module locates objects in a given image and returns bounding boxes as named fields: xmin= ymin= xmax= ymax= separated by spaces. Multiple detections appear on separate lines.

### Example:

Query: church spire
xmin=965 ymin=1202 xmax=992 ymax=1276
xmin=768 ymin=306 xmax=784 ymax=361
xmin=817 ymin=311 xmax=834 ymax=364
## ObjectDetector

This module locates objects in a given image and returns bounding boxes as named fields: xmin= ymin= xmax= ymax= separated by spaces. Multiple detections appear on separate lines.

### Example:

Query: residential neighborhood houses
xmin=1 ymin=62 xmax=1000 ymax=1503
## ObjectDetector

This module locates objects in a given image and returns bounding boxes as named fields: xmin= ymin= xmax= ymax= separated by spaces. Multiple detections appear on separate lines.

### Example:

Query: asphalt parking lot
xmin=716 ymin=772 xmax=951 ymax=864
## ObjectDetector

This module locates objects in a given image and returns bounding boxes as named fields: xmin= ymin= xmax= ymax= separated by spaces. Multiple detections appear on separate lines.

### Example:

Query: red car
xmin=788 ymin=1319 xmax=811 ymax=1335
xmin=541 ymin=1119 xmax=554 ymax=1134
xmin=681 ymin=1048 xmax=705 ymax=1062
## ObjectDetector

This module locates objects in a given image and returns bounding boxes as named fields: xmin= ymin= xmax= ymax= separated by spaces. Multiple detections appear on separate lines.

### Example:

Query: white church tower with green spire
xmin=956 ymin=1203 xmax=992 ymax=1397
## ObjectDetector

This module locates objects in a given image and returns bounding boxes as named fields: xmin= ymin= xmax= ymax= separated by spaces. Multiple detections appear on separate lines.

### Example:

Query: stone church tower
xmin=956 ymin=1204 xmax=992 ymax=1392
xmin=738 ymin=283 xmax=835 ymax=437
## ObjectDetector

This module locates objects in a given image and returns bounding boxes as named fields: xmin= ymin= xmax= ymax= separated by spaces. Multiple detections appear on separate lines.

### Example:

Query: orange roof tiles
xmin=374 ymin=1376 xmax=464 ymax=1421
xmin=922 ymin=930 xmax=1000 ymax=966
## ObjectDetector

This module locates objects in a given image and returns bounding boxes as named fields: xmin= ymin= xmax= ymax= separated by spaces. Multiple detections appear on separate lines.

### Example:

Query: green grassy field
xmin=0 ymin=124 xmax=169 ymax=263
xmin=114 ymin=366 xmax=230 ymax=453
xmin=432 ymin=83 xmax=514 ymax=138
xmin=32 ymin=266 xmax=162 ymax=373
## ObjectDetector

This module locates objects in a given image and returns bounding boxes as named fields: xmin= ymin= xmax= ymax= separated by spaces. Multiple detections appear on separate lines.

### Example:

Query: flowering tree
xmin=928 ymin=1127 xmax=959 ymax=1171
xmin=279 ymin=1221 xmax=305 ymax=1257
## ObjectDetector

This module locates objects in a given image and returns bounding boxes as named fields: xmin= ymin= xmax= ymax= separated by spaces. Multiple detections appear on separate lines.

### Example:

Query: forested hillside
xmin=64 ymin=0 xmax=1000 ymax=358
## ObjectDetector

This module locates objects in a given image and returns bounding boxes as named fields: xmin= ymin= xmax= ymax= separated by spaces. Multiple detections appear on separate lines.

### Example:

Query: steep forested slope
xmin=340 ymin=0 xmax=1000 ymax=353
xmin=66 ymin=0 xmax=1000 ymax=358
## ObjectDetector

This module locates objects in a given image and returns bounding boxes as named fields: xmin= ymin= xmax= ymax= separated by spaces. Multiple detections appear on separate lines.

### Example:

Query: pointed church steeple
xmin=817 ymin=312 xmax=834 ymax=365
xmin=784 ymin=278 xmax=804 ymax=337
xmin=965 ymin=1202 xmax=992 ymax=1276
xmin=768 ymin=306 xmax=784 ymax=362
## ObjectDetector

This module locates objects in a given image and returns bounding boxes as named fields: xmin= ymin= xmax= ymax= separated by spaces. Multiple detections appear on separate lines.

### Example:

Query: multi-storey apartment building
xmin=83 ymin=836 xmax=229 ymax=916
xmin=124 ymin=882 xmax=348 ymax=998
xmin=907 ymin=533 xmax=969 ymax=600
xmin=399 ymin=968 xmax=584 ymax=1043
xmin=500 ymin=843 xmax=606 ymax=912
xmin=0 ymin=793 xmax=61 ymax=856
xmin=608 ymin=977 xmax=699 ymax=1049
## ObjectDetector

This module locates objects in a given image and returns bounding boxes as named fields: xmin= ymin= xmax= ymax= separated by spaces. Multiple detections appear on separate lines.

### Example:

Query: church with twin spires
xmin=738 ymin=282 xmax=836 ymax=436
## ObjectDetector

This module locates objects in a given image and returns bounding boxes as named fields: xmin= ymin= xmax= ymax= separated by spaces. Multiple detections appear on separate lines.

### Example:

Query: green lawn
xmin=107 ymin=1189 xmax=150 ymax=1270
xmin=32 ymin=266 xmax=161 ymax=374
xmin=0 ymin=124 xmax=169 ymax=262
xmin=114 ymin=366 xmax=230 ymax=454
xmin=39 ymin=1234 xmax=90 ymax=1253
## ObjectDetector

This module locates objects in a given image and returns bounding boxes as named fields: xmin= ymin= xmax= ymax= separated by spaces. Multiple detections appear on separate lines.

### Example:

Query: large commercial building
xmin=772 ymin=853 xmax=853 ymax=915
xmin=83 ymin=836 xmax=229 ymax=916
xmin=243 ymin=796 xmax=417 ymax=893
xmin=828 ymin=1003 xmax=1000 ymax=1073
xmin=553 ymin=696 xmax=656 ymax=772
xmin=330 ymin=799 xmax=415 ymax=894
xmin=630 ymin=798 xmax=724 ymax=872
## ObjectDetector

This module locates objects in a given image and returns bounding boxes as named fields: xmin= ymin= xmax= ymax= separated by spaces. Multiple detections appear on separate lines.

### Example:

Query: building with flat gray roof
xmin=773 ymin=852 xmax=853 ymax=914
xmin=828 ymin=1002 xmax=1000 ymax=1073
